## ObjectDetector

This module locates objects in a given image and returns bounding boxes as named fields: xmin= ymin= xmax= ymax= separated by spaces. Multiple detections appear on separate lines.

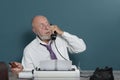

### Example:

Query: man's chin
xmin=40 ymin=36 xmax=51 ymax=41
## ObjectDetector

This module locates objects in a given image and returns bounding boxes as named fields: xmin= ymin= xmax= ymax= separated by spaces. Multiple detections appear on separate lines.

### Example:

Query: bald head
xmin=32 ymin=15 xmax=48 ymax=27
xmin=32 ymin=15 xmax=52 ymax=41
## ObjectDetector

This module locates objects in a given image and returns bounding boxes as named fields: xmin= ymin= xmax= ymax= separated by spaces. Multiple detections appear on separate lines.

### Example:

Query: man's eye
xmin=40 ymin=24 xmax=44 ymax=27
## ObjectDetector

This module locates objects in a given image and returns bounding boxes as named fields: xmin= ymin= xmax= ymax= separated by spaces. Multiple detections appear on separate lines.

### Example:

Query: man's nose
xmin=45 ymin=25 xmax=50 ymax=30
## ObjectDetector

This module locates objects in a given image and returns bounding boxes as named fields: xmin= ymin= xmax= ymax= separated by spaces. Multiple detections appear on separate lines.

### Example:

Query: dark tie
xmin=40 ymin=42 xmax=57 ymax=59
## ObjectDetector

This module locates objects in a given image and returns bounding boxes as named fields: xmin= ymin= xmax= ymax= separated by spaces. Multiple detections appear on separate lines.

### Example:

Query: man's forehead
xmin=32 ymin=16 xmax=50 ymax=27
xmin=33 ymin=16 xmax=46 ymax=22
xmin=37 ymin=17 xmax=49 ymax=24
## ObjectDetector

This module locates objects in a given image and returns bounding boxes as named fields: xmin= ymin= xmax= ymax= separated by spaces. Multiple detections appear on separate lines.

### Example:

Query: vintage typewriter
xmin=18 ymin=60 xmax=80 ymax=79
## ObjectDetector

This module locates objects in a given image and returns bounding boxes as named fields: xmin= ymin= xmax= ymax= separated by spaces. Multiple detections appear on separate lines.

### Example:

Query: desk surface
xmin=9 ymin=72 xmax=89 ymax=80
xmin=9 ymin=70 xmax=120 ymax=80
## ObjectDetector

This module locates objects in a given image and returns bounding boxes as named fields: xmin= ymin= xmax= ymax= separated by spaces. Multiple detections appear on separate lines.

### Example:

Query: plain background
xmin=0 ymin=0 xmax=120 ymax=70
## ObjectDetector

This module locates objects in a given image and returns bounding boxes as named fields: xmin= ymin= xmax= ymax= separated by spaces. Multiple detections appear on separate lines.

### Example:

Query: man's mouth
xmin=45 ymin=31 xmax=52 ymax=35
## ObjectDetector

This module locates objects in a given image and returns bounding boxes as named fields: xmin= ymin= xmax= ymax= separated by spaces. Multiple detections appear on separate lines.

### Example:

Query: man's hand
xmin=50 ymin=25 xmax=64 ymax=35
xmin=9 ymin=62 xmax=23 ymax=74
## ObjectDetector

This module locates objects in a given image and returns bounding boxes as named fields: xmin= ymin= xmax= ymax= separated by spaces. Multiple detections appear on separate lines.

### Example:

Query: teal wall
xmin=0 ymin=0 xmax=120 ymax=70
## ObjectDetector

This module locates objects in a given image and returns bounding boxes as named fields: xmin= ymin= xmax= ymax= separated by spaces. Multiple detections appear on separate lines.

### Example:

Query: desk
xmin=9 ymin=72 xmax=89 ymax=80
xmin=9 ymin=71 xmax=120 ymax=80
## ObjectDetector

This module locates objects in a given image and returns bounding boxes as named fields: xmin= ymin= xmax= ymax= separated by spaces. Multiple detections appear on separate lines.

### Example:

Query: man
xmin=10 ymin=15 xmax=86 ymax=74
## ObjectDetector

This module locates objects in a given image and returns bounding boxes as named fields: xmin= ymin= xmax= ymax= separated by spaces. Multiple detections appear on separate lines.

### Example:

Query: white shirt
xmin=22 ymin=32 xmax=86 ymax=70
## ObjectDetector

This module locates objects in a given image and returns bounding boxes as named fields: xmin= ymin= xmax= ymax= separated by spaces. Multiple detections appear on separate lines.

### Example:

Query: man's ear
xmin=32 ymin=28 xmax=40 ymax=37
xmin=32 ymin=28 xmax=35 ymax=33
xmin=32 ymin=28 xmax=37 ymax=35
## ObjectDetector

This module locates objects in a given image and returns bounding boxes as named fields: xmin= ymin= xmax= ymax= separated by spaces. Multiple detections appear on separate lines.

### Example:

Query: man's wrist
xmin=59 ymin=31 xmax=64 ymax=35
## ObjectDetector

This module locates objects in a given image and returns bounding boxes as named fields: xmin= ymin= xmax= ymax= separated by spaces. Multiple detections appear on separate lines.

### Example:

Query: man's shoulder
xmin=24 ymin=38 xmax=38 ymax=50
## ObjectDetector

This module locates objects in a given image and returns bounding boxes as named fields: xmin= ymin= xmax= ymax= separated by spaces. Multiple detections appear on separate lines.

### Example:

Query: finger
xmin=10 ymin=62 xmax=18 ymax=68
xmin=13 ymin=62 xmax=22 ymax=67
xmin=50 ymin=26 xmax=55 ymax=34
xmin=11 ymin=69 xmax=20 ymax=74
xmin=50 ymin=25 xmax=55 ymax=30
xmin=11 ymin=68 xmax=22 ymax=72
xmin=17 ymin=65 xmax=23 ymax=69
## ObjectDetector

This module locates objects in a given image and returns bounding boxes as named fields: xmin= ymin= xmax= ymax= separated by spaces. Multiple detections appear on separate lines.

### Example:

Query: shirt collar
xmin=36 ymin=36 xmax=52 ymax=45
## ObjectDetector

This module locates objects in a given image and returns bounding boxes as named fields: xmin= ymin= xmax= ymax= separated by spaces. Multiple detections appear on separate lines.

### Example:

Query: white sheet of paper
xmin=18 ymin=71 xmax=33 ymax=78
xmin=39 ymin=60 xmax=72 ymax=71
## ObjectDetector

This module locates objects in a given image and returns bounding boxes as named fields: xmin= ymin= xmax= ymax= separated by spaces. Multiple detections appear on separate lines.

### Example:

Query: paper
xmin=57 ymin=60 xmax=72 ymax=70
xmin=18 ymin=71 xmax=33 ymax=78
xmin=39 ymin=60 xmax=72 ymax=71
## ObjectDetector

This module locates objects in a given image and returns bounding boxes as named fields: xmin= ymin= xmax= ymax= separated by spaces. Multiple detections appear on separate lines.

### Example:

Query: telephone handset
xmin=51 ymin=31 xmax=57 ymax=40
xmin=50 ymin=24 xmax=57 ymax=40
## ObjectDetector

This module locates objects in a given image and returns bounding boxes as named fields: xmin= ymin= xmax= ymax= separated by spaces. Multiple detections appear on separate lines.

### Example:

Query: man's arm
xmin=61 ymin=32 xmax=86 ymax=53
xmin=21 ymin=47 xmax=35 ymax=70
xmin=50 ymin=25 xmax=86 ymax=53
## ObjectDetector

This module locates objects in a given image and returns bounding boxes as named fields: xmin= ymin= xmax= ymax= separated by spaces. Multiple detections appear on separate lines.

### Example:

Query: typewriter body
xmin=18 ymin=60 xmax=80 ymax=79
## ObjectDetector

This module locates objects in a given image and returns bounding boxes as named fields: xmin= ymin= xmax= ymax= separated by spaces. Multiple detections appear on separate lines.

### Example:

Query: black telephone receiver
xmin=50 ymin=24 xmax=57 ymax=40
xmin=51 ymin=31 xmax=57 ymax=40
